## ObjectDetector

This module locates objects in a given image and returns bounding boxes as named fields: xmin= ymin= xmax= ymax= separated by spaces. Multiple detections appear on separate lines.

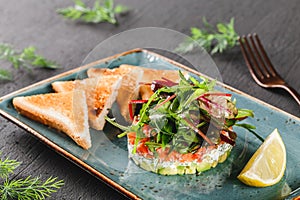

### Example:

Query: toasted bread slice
xmin=13 ymin=90 xmax=91 ymax=149
xmin=52 ymin=76 xmax=122 ymax=130
xmin=87 ymin=67 xmax=144 ymax=122
xmin=118 ymin=64 xmax=181 ymax=83
xmin=109 ymin=64 xmax=184 ymax=100
xmin=87 ymin=65 xmax=185 ymax=121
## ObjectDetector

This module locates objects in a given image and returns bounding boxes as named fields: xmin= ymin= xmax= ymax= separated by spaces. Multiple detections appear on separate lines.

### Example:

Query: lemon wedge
xmin=237 ymin=128 xmax=286 ymax=187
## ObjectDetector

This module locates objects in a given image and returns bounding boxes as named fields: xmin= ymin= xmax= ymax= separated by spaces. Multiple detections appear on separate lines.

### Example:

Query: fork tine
xmin=240 ymin=34 xmax=300 ymax=105
xmin=253 ymin=34 xmax=278 ymax=77
xmin=239 ymin=35 xmax=264 ymax=79
xmin=249 ymin=34 xmax=272 ymax=78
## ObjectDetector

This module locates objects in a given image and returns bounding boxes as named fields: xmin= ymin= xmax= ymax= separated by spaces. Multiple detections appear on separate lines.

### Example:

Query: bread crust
xmin=52 ymin=76 xmax=122 ymax=130
xmin=87 ymin=66 xmax=144 ymax=122
xmin=13 ymin=65 xmax=186 ymax=150
xmin=118 ymin=64 xmax=181 ymax=84
xmin=87 ymin=65 xmax=184 ymax=121
xmin=119 ymin=65 xmax=187 ymax=100
xmin=13 ymin=90 xmax=91 ymax=149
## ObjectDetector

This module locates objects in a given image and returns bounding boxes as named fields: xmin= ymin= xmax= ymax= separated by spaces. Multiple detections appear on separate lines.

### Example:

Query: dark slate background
xmin=0 ymin=0 xmax=299 ymax=199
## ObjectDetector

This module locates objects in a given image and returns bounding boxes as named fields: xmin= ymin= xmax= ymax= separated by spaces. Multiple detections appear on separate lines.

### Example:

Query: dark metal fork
xmin=238 ymin=33 xmax=300 ymax=105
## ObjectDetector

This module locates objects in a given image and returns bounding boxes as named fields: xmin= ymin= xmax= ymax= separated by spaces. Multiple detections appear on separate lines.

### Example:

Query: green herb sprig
xmin=57 ymin=0 xmax=128 ymax=24
xmin=106 ymin=71 xmax=259 ymax=154
xmin=176 ymin=17 xmax=239 ymax=55
xmin=0 ymin=157 xmax=20 ymax=179
xmin=0 ymin=154 xmax=64 ymax=200
xmin=0 ymin=43 xmax=58 ymax=81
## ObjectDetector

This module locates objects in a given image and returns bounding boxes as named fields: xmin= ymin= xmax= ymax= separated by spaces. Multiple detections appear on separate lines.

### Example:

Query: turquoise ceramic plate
xmin=0 ymin=49 xmax=299 ymax=200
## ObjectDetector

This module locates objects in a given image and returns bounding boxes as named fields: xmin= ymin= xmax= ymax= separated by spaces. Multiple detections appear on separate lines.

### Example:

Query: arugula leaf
xmin=175 ymin=17 xmax=239 ymax=54
xmin=106 ymin=70 xmax=263 ymax=154
xmin=57 ymin=0 xmax=128 ymax=24
xmin=104 ymin=116 xmax=139 ymax=139
xmin=235 ymin=123 xmax=256 ymax=130
xmin=236 ymin=108 xmax=254 ymax=119
xmin=0 ymin=154 xmax=64 ymax=200
xmin=0 ymin=43 xmax=59 ymax=80
xmin=235 ymin=123 xmax=264 ymax=142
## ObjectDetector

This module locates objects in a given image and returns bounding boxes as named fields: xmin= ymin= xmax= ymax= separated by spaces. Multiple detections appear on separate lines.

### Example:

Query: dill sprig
xmin=175 ymin=17 xmax=239 ymax=55
xmin=0 ymin=156 xmax=21 ymax=179
xmin=0 ymin=154 xmax=64 ymax=200
xmin=57 ymin=0 xmax=128 ymax=24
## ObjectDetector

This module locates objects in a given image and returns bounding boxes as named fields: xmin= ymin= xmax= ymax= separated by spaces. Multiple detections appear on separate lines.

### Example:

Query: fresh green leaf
xmin=104 ymin=116 xmax=130 ymax=132
xmin=236 ymin=108 xmax=254 ymax=119
xmin=0 ymin=156 xmax=21 ymax=178
xmin=175 ymin=17 xmax=239 ymax=54
xmin=173 ymin=38 xmax=198 ymax=55
xmin=105 ymin=70 xmax=260 ymax=155
xmin=235 ymin=123 xmax=264 ymax=142
xmin=190 ymin=27 xmax=202 ymax=38
xmin=74 ymin=0 xmax=86 ymax=7
xmin=217 ymin=23 xmax=227 ymax=34
xmin=235 ymin=123 xmax=256 ymax=130
xmin=0 ymin=176 xmax=64 ymax=200
xmin=114 ymin=4 xmax=128 ymax=14
xmin=0 ymin=43 xmax=59 ymax=81
xmin=57 ymin=0 xmax=128 ymax=24
xmin=0 ymin=69 xmax=13 ymax=80
xmin=0 ymin=153 xmax=64 ymax=200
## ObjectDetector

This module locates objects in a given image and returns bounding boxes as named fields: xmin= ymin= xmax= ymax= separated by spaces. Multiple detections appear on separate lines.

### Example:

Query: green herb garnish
xmin=0 ymin=69 xmax=12 ymax=81
xmin=57 ymin=0 xmax=128 ymax=24
xmin=106 ymin=71 xmax=258 ymax=155
xmin=0 ymin=156 xmax=20 ymax=179
xmin=0 ymin=43 xmax=58 ymax=81
xmin=0 ymin=153 xmax=64 ymax=200
xmin=175 ymin=17 xmax=239 ymax=54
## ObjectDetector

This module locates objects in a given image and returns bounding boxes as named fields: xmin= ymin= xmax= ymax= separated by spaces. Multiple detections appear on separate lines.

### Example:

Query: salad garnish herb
xmin=0 ymin=43 xmax=58 ymax=81
xmin=57 ymin=0 xmax=128 ymax=24
xmin=106 ymin=71 xmax=260 ymax=156
xmin=0 ymin=153 xmax=64 ymax=200
xmin=175 ymin=17 xmax=239 ymax=54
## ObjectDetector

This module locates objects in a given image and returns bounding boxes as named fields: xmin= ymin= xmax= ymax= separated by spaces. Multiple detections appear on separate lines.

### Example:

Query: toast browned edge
xmin=13 ymin=90 xmax=91 ymax=149
xmin=87 ymin=66 xmax=144 ymax=122
xmin=87 ymin=64 xmax=184 ymax=120
xmin=52 ymin=76 xmax=122 ymax=130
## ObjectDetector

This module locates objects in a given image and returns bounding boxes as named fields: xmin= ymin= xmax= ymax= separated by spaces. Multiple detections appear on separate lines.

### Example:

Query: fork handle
xmin=281 ymin=84 xmax=300 ymax=106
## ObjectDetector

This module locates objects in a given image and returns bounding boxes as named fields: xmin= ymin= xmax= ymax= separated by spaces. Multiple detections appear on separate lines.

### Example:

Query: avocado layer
xmin=128 ymin=142 xmax=233 ymax=175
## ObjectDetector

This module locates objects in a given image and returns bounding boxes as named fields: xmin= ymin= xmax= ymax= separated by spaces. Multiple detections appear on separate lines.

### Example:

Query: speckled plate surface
xmin=0 ymin=49 xmax=299 ymax=200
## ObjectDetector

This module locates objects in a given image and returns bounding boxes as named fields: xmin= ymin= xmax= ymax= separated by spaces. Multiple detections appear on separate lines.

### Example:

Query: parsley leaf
xmin=0 ymin=69 xmax=13 ymax=81
xmin=0 ymin=43 xmax=58 ymax=81
xmin=57 ymin=0 xmax=128 ymax=24
xmin=176 ymin=17 xmax=239 ymax=54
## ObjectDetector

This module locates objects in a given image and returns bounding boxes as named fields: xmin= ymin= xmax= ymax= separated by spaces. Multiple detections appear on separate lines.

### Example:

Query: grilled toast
xmin=52 ymin=75 xmax=122 ymax=130
xmin=13 ymin=90 xmax=91 ymax=149
xmin=87 ymin=66 xmax=144 ymax=122
xmin=87 ymin=64 xmax=183 ymax=120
